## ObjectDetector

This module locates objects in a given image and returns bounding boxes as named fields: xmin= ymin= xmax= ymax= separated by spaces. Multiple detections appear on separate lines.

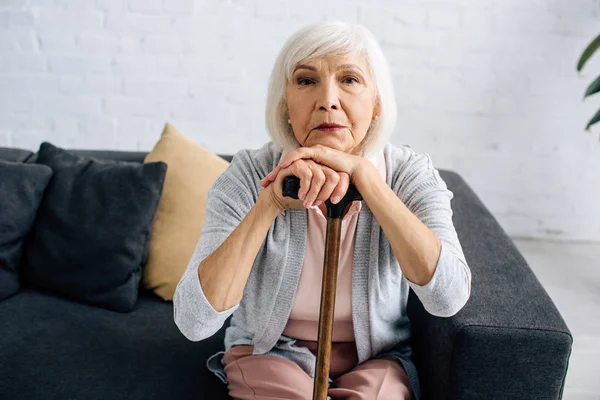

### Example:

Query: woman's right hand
xmin=259 ymin=159 xmax=350 ymax=211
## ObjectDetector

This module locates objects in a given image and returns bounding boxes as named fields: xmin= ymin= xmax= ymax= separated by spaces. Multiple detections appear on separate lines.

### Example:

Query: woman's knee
xmin=329 ymin=358 xmax=412 ymax=400
xmin=224 ymin=349 xmax=314 ymax=400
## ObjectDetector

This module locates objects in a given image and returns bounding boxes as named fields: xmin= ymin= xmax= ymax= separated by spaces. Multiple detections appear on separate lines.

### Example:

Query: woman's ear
xmin=373 ymin=99 xmax=381 ymax=120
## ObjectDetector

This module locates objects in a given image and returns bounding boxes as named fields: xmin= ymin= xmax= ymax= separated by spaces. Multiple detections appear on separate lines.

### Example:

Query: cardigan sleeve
xmin=173 ymin=150 xmax=257 ymax=341
xmin=393 ymin=150 xmax=472 ymax=318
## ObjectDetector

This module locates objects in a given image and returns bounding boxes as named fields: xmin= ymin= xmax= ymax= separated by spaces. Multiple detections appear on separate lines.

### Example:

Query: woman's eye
xmin=343 ymin=76 xmax=359 ymax=84
xmin=297 ymin=78 xmax=314 ymax=86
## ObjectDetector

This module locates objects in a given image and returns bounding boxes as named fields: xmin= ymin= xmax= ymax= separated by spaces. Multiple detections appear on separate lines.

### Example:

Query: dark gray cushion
xmin=20 ymin=142 xmax=167 ymax=312
xmin=0 ymin=161 xmax=53 ymax=300
xmin=0 ymin=289 xmax=231 ymax=400
xmin=0 ymin=148 xmax=33 ymax=162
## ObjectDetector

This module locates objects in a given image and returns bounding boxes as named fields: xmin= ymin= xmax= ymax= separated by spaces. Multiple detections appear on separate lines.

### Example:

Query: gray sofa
xmin=0 ymin=145 xmax=572 ymax=400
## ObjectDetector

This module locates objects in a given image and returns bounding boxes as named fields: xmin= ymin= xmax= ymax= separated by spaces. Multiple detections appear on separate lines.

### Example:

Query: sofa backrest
xmin=0 ymin=147 xmax=234 ymax=164
xmin=0 ymin=147 xmax=33 ymax=162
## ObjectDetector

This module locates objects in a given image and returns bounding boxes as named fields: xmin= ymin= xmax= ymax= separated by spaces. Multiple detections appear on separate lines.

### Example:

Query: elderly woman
xmin=173 ymin=20 xmax=471 ymax=400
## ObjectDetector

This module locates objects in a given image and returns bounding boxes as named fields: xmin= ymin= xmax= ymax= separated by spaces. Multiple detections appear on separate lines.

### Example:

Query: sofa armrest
xmin=407 ymin=171 xmax=573 ymax=400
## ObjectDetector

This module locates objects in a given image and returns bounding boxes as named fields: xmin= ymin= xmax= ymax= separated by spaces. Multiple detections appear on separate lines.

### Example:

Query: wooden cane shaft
xmin=312 ymin=218 xmax=342 ymax=400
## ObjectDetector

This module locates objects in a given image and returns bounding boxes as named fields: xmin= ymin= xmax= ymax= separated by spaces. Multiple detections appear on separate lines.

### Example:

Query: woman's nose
xmin=317 ymin=81 xmax=340 ymax=111
xmin=319 ymin=102 xmax=338 ymax=110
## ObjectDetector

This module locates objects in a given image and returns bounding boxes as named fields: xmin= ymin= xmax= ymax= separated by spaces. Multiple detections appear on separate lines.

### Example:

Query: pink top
xmin=282 ymin=149 xmax=388 ymax=343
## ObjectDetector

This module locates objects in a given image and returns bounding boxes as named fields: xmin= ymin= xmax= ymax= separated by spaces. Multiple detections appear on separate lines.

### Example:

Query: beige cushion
xmin=142 ymin=123 xmax=229 ymax=301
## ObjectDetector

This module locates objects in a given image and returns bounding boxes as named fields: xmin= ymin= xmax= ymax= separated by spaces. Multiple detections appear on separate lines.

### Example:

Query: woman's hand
xmin=260 ymin=158 xmax=350 ymax=209
xmin=260 ymin=145 xmax=370 ymax=204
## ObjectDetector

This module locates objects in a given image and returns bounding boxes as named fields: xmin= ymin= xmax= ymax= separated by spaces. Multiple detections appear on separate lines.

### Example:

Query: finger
xmin=317 ymin=167 xmax=340 ymax=204
xmin=261 ymin=164 xmax=284 ymax=187
xmin=262 ymin=168 xmax=279 ymax=184
xmin=265 ymin=167 xmax=280 ymax=182
xmin=270 ymin=166 xmax=303 ymax=210
xmin=265 ymin=157 xmax=291 ymax=181
xmin=303 ymin=162 xmax=326 ymax=207
xmin=291 ymin=161 xmax=313 ymax=201
xmin=260 ymin=177 xmax=272 ymax=187
xmin=330 ymin=172 xmax=350 ymax=204
xmin=283 ymin=145 xmax=351 ymax=175
xmin=260 ymin=172 xmax=275 ymax=186
xmin=279 ymin=147 xmax=318 ymax=170
xmin=267 ymin=145 xmax=344 ymax=184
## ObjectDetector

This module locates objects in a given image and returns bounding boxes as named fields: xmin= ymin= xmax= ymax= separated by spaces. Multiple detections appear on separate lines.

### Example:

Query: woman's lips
xmin=315 ymin=126 xmax=345 ymax=132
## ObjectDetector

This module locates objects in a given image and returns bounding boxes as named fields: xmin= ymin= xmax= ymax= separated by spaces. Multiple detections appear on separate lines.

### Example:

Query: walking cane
xmin=282 ymin=175 xmax=363 ymax=400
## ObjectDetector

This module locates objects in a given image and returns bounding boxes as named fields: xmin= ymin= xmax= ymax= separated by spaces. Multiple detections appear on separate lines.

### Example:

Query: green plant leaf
xmin=584 ymin=75 xmax=600 ymax=97
xmin=585 ymin=108 xmax=600 ymax=130
xmin=577 ymin=34 xmax=600 ymax=72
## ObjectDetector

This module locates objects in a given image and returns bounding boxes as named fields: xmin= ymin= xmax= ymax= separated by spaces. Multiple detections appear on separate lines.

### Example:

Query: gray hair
xmin=265 ymin=20 xmax=397 ymax=158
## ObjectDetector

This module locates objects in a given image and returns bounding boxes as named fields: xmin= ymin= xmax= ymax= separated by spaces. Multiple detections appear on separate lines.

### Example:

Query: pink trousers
xmin=222 ymin=340 xmax=413 ymax=400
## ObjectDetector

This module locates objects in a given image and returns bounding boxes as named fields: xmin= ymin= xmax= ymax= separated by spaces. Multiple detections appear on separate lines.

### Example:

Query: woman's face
xmin=286 ymin=52 xmax=380 ymax=155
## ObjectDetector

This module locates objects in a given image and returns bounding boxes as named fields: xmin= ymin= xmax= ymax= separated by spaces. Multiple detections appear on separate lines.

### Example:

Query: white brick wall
xmin=1 ymin=0 xmax=599 ymax=242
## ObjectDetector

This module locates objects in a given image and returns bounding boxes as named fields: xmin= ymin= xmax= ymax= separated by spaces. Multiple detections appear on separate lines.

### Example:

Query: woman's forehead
xmin=294 ymin=53 xmax=369 ymax=73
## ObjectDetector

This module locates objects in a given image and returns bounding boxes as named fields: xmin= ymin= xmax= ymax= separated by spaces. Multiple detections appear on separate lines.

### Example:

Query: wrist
xmin=258 ymin=187 xmax=286 ymax=218
xmin=353 ymin=158 xmax=380 ymax=189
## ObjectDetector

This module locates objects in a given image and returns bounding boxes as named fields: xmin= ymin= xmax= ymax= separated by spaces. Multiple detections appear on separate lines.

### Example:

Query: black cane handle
xmin=282 ymin=176 xmax=362 ymax=219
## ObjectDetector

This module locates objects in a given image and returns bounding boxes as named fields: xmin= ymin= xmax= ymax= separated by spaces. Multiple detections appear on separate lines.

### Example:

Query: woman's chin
xmin=307 ymin=138 xmax=347 ymax=151
xmin=320 ymin=143 xmax=347 ymax=152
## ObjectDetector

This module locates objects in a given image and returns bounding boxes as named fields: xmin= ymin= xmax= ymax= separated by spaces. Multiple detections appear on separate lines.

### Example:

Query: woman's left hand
xmin=259 ymin=144 xmax=371 ymax=190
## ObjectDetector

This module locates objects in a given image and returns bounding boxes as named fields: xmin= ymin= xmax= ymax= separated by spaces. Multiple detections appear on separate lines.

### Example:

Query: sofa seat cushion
xmin=0 ymin=287 xmax=232 ymax=400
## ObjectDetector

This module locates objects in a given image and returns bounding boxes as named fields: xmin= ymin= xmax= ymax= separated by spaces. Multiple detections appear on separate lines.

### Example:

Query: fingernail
xmin=305 ymin=201 xmax=313 ymax=208
xmin=314 ymin=200 xmax=322 ymax=206
xmin=331 ymin=196 xmax=341 ymax=204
